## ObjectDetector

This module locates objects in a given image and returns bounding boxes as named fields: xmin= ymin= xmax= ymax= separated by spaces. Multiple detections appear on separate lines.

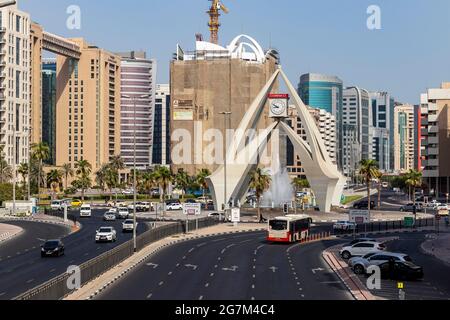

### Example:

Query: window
xmin=16 ymin=37 xmax=20 ymax=65
xmin=15 ymin=71 xmax=20 ymax=98
xmin=16 ymin=16 xmax=20 ymax=32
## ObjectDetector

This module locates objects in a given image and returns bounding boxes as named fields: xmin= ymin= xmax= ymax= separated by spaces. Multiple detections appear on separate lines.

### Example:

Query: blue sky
xmin=20 ymin=0 xmax=450 ymax=103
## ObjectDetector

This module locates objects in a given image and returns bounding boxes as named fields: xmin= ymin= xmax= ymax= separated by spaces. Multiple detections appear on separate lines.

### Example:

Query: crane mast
xmin=207 ymin=0 xmax=229 ymax=44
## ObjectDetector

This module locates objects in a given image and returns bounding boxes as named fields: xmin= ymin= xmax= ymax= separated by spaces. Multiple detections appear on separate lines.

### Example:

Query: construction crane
xmin=207 ymin=0 xmax=229 ymax=44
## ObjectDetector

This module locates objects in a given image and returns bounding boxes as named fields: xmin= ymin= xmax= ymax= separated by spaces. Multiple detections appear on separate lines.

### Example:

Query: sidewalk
xmin=66 ymin=223 xmax=266 ymax=300
xmin=421 ymin=232 xmax=450 ymax=266
xmin=0 ymin=213 xmax=81 ymax=233
xmin=0 ymin=223 xmax=23 ymax=244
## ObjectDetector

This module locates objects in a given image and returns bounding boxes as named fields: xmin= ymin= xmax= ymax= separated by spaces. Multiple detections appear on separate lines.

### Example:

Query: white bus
xmin=267 ymin=214 xmax=312 ymax=243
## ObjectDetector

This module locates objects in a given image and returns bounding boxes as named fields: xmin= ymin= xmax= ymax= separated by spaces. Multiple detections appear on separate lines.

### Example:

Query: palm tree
xmin=196 ymin=169 xmax=212 ymax=201
xmin=0 ymin=159 xmax=12 ymax=184
xmin=31 ymin=143 xmax=50 ymax=205
xmin=0 ymin=144 xmax=7 ymax=184
xmin=17 ymin=163 xmax=29 ymax=200
xmin=405 ymin=169 xmax=422 ymax=207
xmin=359 ymin=159 xmax=379 ymax=214
xmin=75 ymin=159 xmax=92 ymax=201
xmin=249 ymin=168 xmax=272 ymax=222
xmin=109 ymin=155 xmax=125 ymax=185
xmin=153 ymin=166 xmax=172 ymax=203
xmin=374 ymin=169 xmax=383 ymax=208
xmin=95 ymin=164 xmax=109 ymax=192
xmin=61 ymin=163 xmax=74 ymax=191
xmin=174 ymin=169 xmax=191 ymax=200
xmin=141 ymin=171 xmax=157 ymax=201
xmin=47 ymin=169 xmax=63 ymax=200
xmin=291 ymin=177 xmax=310 ymax=192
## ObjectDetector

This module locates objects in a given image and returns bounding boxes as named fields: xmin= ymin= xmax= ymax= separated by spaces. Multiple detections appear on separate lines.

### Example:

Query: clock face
xmin=270 ymin=99 xmax=286 ymax=116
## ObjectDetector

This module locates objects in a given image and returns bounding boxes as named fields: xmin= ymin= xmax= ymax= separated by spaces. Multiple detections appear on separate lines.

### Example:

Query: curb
xmin=335 ymin=227 xmax=436 ymax=239
xmin=70 ymin=227 xmax=267 ymax=300
xmin=0 ymin=216 xmax=81 ymax=233
xmin=0 ymin=228 xmax=24 ymax=244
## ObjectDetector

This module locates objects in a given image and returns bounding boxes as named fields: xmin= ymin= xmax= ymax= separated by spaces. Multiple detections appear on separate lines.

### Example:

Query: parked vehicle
xmin=95 ymin=227 xmax=117 ymax=243
xmin=103 ymin=212 xmax=117 ymax=221
xmin=340 ymin=242 xmax=385 ymax=259
xmin=427 ymin=200 xmax=441 ymax=208
xmin=41 ymin=239 xmax=65 ymax=257
xmin=122 ymin=219 xmax=138 ymax=233
xmin=400 ymin=203 xmax=423 ymax=213
xmin=167 ymin=202 xmax=183 ymax=211
xmin=185 ymin=199 xmax=198 ymax=204
xmin=79 ymin=204 xmax=92 ymax=218
xmin=353 ymin=200 xmax=376 ymax=210
xmin=378 ymin=261 xmax=424 ymax=280
xmin=350 ymin=252 xmax=413 ymax=274
xmin=201 ymin=200 xmax=215 ymax=211
xmin=346 ymin=238 xmax=377 ymax=246
xmin=117 ymin=207 xmax=130 ymax=219
xmin=333 ymin=221 xmax=357 ymax=231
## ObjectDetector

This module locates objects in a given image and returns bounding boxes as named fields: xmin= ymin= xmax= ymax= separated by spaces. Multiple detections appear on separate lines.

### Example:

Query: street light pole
xmin=12 ymin=125 xmax=16 ymax=216
xmin=219 ymin=111 xmax=231 ymax=220
xmin=122 ymin=94 xmax=149 ymax=253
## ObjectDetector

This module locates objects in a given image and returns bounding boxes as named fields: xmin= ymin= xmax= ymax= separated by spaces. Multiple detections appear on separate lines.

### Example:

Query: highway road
xmin=0 ymin=209 xmax=149 ymax=300
xmin=97 ymin=227 xmax=352 ymax=301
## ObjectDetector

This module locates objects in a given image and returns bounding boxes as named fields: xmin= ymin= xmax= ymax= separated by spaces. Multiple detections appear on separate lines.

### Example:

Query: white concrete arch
xmin=228 ymin=34 xmax=266 ymax=63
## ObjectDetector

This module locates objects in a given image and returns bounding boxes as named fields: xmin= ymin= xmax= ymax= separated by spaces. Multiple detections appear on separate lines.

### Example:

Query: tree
xmin=109 ymin=155 xmax=125 ymax=185
xmin=75 ymin=159 xmax=92 ymax=201
xmin=291 ymin=177 xmax=310 ymax=192
xmin=374 ymin=169 xmax=383 ymax=208
xmin=17 ymin=163 xmax=29 ymax=200
xmin=0 ymin=159 xmax=12 ymax=184
xmin=196 ymin=169 xmax=211 ymax=200
xmin=249 ymin=168 xmax=272 ymax=223
xmin=153 ymin=166 xmax=172 ymax=203
xmin=31 ymin=143 xmax=50 ymax=205
xmin=61 ymin=163 xmax=74 ymax=191
xmin=141 ymin=171 xmax=157 ymax=202
xmin=47 ymin=169 xmax=63 ymax=199
xmin=405 ymin=169 xmax=422 ymax=208
xmin=359 ymin=159 xmax=379 ymax=215
xmin=174 ymin=169 xmax=191 ymax=200
xmin=95 ymin=164 xmax=109 ymax=192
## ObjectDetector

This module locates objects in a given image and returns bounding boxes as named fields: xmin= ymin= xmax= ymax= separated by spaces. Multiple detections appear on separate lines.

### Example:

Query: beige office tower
xmin=30 ymin=22 xmax=43 ymax=145
xmin=170 ymin=36 xmax=279 ymax=176
xmin=393 ymin=104 xmax=416 ymax=173
xmin=56 ymin=38 xmax=121 ymax=173
xmin=0 ymin=4 xmax=31 ymax=168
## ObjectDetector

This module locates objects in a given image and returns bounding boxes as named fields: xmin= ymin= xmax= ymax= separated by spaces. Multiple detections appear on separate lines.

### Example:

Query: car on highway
xmin=353 ymin=200 xmax=376 ymax=210
xmin=71 ymin=199 xmax=83 ymax=208
xmin=95 ymin=227 xmax=117 ymax=243
xmin=378 ymin=261 xmax=424 ymax=280
xmin=167 ymin=202 xmax=183 ymax=211
xmin=103 ymin=211 xmax=117 ymax=221
xmin=117 ymin=207 xmax=130 ymax=219
xmin=79 ymin=204 xmax=92 ymax=218
xmin=426 ymin=200 xmax=441 ymax=208
xmin=340 ymin=241 xmax=385 ymax=259
xmin=333 ymin=221 xmax=357 ymax=231
xmin=349 ymin=252 xmax=413 ymax=274
xmin=400 ymin=203 xmax=423 ymax=212
xmin=201 ymin=200 xmax=215 ymax=211
xmin=41 ymin=239 xmax=65 ymax=257
xmin=122 ymin=219 xmax=138 ymax=233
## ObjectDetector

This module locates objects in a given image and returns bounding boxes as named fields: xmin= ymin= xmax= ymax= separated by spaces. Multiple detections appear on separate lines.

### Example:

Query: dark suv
xmin=353 ymin=200 xmax=376 ymax=210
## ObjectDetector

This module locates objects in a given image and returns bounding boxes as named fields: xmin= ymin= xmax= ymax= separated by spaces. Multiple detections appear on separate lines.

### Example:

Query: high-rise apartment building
xmin=153 ymin=84 xmax=170 ymax=166
xmin=42 ymin=59 xmax=56 ymax=165
xmin=420 ymin=83 xmax=450 ymax=198
xmin=298 ymin=73 xmax=343 ymax=169
xmin=342 ymin=87 xmax=370 ymax=177
xmin=0 ymin=4 xmax=31 ymax=168
xmin=287 ymin=106 xmax=336 ymax=178
xmin=370 ymin=92 xmax=395 ymax=172
xmin=117 ymin=51 xmax=156 ymax=170
xmin=56 ymin=38 xmax=121 ymax=173
xmin=393 ymin=104 xmax=416 ymax=173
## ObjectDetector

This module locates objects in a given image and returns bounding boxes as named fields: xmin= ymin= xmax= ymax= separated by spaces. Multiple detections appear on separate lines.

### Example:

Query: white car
xmin=427 ymin=200 xmax=441 ymax=208
xmin=340 ymin=241 xmax=385 ymax=260
xmin=122 ymin=219 xmax=138 ymax=232
xmin=95 ymin=227 xmax=117 ymax=243
xmin=103 ymin=212 xmax=117 ymax=221
xmin=349 ymin=252 xmax=412 ymax=274
xmin=117 ymin=207 xmax=130 ymax=219
xmin=166 ymin=203 xmax=183 ymax=211
xmin=80 ymin=204 xmax=92 ymax=217
xmin=333 ymin=221 xmax=357 ymax=231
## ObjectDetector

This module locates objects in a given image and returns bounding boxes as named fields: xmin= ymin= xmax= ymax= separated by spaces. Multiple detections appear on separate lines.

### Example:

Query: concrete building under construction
xmin=170 ymin=35 xmax=280 ymax=175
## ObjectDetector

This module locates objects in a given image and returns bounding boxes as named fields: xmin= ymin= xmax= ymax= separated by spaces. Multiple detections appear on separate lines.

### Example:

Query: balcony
xmin=429 ymin=126 xmax=439 ymax=134
xmin=0 ymin=93 xmax=5 ymax=101
xmin=423 ymin=170 xmax=439 ymax=178
xmin=427 ymin=159 xmax=439 ymax=167
xmin=0 ymin=27 xmax=6 ymax=33
xmin=428 ymin=103 xmax=438 ymax=112
xmin=428 ymin=136 xmax=439 ymax=144
xmin=428 ymin=114 xmax=438 ymax=122
xmin=427 ymin=148 xmax=439 ymax=156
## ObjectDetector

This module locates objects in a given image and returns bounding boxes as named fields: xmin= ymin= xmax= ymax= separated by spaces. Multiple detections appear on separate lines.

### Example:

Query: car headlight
xmin=41 ymin=248 xmax=45 ymax=252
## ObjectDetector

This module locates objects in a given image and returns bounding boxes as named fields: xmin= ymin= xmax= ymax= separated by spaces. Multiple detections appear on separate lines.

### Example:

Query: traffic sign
xmin=349 ymin=210 xmax=370 ymax=223
xmin=231 ymin=208 xmax=240 ymax=223
xmin=183 ymin=203 xmax=201 ymax=216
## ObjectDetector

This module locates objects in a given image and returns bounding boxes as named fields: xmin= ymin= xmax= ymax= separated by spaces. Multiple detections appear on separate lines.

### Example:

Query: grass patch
xmin=341 ymin=195 xmax=363 ymax=205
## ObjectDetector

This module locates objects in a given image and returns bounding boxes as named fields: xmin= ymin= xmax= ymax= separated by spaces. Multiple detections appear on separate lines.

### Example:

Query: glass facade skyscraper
xmin=42 ymin=60 xmax=57 ymax=165
xmin=298 ymin=73 xmax=344 ymax=169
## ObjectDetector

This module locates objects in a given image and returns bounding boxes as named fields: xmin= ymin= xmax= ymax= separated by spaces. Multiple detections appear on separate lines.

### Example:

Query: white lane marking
xmin=84 ymin=252 xmax=89 ymax=256
xmin=197 ymin=243 xmax=206 ymax=248
xmin=251 ymin=297 xmax=255 ymax=300
xmin=49 ymin=269 xmax=56 ymax=273
xmin=210 ymin=273 xmax=215 ymax=277
xmin=226 ymin=244 xmax=236 ymax=249
xmin=184 ymin=264 xmax=198 ymax=271
xmin=69 ymin=260 xmax=75 ymax=264
xmin=146 ymin=263 xmax=159 ymax=269
xmin=269 ymin=266 xmax=278 ymax=273
xmin=252 ymin=284 xmax=255 ymax=289
xmin=26 ymin=279 xmax=34 ymax=283
xmin=158 ymin=281 xmax=164 ymax=286
xmin=16 ymin=252 xmax=21 ymax=255
xmin=222 ymin=266 xmax=238 ymax=272
xmin=188 ymin=248 xmax=195 ymax=253
xmin=221 ymin=249 xmax=226 ymax=254
xmin=253 ymin=266 xmax=256 ymax=270
xmin=182 ymin=256 xmax=187 ymax=260
xmin=0 ymin=292 xmax=5 ymax=297
xmin=146 ymin=293 xmax=153 ymax=299
xmin=214 ymin=265 xmax=218 ymax=268
xmin=176 ymin=263 xmax=180 ymax=267
xmin=168 ymin=272 xmax=173 ymax=276
xmin=199 ymin=296 xmax=204 ymax=300
xmin=252 ymin=274 xmax=256 ymax=278
xmin=217 ymin=257 xmax=221 ymax=261
xmin=205 ymin=283 xmax=209 ymax=288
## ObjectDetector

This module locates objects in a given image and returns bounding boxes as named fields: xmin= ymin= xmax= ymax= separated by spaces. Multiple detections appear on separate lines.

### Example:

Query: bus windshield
xmin=269 ymin=220 xmax=288 ymax=231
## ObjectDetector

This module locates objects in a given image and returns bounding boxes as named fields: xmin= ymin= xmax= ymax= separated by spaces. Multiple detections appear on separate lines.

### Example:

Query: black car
xmin=41 ymin=240 xmax=65 ymax=257
xmin=353 ymin=200 xmax=376 ymax=210
xmin=379 ymin=261 xmax=424 ymax=280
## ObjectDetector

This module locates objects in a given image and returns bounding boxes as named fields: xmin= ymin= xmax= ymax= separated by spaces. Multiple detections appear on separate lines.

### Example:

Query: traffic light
xmin=283 ymin=203 xmax=289 ymax=214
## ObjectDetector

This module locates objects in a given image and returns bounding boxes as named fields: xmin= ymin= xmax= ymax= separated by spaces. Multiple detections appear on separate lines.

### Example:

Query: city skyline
xmin=20 ymin=0 xmax=450 ymax=104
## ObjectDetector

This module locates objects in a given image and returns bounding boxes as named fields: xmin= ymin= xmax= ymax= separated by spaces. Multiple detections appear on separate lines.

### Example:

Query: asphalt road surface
xmin=0 ymin=209 xmax=148 ymax=300
xmin=97 ymin=229 xmax=352 ymax=301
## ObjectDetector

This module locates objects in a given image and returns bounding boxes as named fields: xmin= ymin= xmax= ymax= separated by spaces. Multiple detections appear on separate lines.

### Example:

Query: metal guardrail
xmin=334 ymin=218 xmax=436 ymax=235
xmin=14 ymin=217 xmax=219 ymax=300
